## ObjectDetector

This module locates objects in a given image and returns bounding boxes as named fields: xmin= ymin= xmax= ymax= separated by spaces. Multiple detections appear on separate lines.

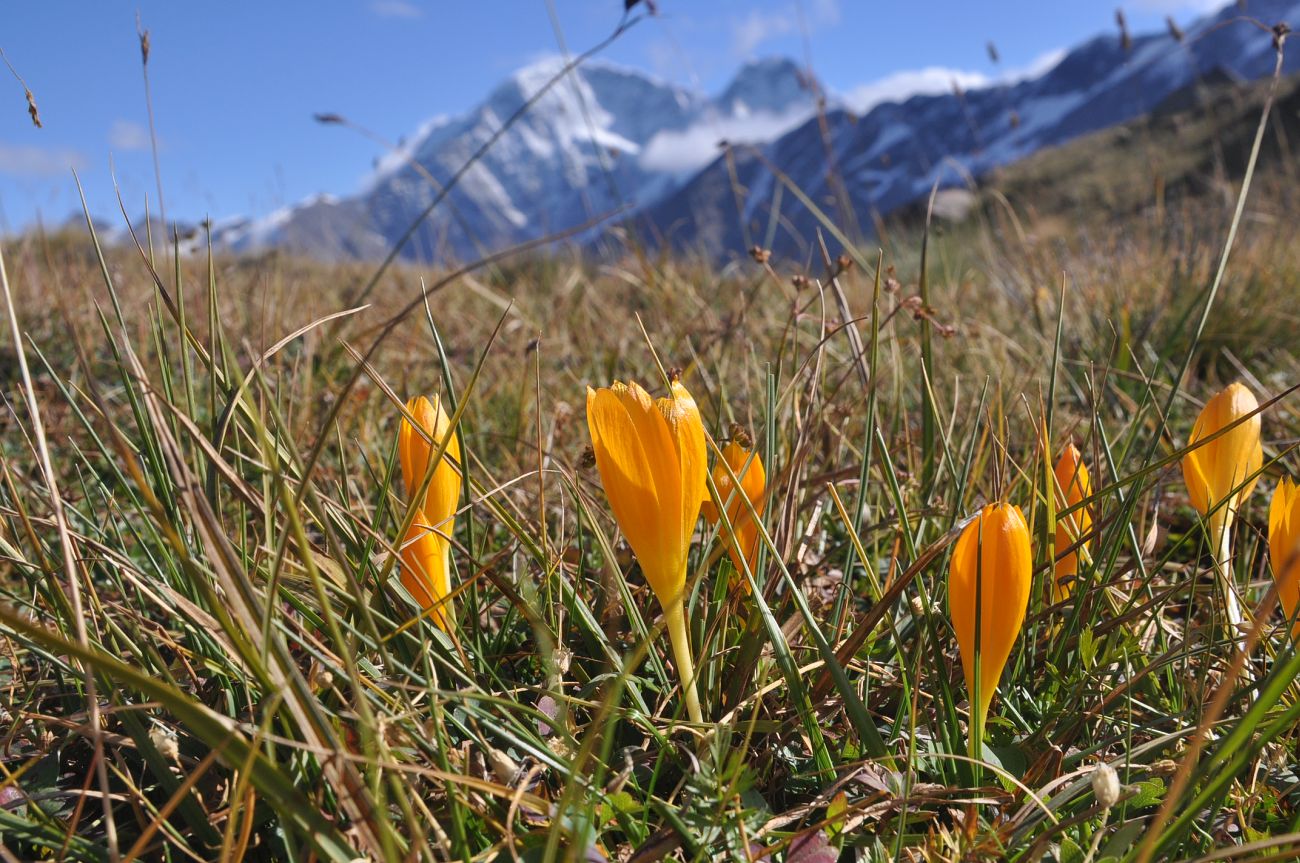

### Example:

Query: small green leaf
xmin=826 ymin=791 xmax=848 ymax=838
xmin=1098 ymin=819 xmax=1147 ymax=859
xmin=1079 ymin=629 xmax=1097 ymax=668
xmin=1127 ymin=778 xmax=1166 ymax=809
xmin=602 ymin=791 xmax=640 ymax=818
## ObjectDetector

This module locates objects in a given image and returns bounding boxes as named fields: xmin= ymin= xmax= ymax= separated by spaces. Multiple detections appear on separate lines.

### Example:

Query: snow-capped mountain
xmin=221 ymin=0 xmax=1300 ymax=264
xmin=639 ymin=0 xmax=1300 ymax=257
xmin=219 ymin=56 xmax=817 ymax=261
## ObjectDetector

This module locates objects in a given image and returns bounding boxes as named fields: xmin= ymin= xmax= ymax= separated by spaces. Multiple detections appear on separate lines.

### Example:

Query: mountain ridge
xmin=210 ymin=0 xmax=1300 ymax=263
xmin=634 ymin=0 xmax=1300 ymax=259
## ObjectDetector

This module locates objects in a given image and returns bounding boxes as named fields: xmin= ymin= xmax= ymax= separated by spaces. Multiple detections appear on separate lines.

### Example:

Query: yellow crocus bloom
xmin=702 ymin=440 xmax=767 ymax=589
xmin=1181 ymin=382 xmax=1263 ymax=636
xmin=586 ymin=378 xmax=706 ymax=723
xmin=949 ymin=502 xmax=1032 ymax=753
xmin=1181 ymin=382 xmax=1262 ymax=520
xmin=1270 ymin=477 xmax=1300 ymax=635
xmin=397 ymin=395 xmax=461 ymax=629
xmin=1052 ymin=443 xmax=1092 ymax=603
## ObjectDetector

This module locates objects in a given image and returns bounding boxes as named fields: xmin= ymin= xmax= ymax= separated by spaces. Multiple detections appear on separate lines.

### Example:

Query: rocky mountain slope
xmin=214 ymin=0 xmax=1300 ymax=263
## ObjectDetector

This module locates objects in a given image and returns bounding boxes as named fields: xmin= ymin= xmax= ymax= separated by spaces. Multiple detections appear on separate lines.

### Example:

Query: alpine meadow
xmin=4 ymin=2 xmax=1300 ymax=862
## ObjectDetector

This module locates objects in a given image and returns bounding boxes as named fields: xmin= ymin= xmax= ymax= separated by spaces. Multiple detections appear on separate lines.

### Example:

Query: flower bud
xmin=1052 ymin=443 xmax=1092 ymax=602
xmin=948 ymin=503 xmax=1032 ymax=747
xmin=1181 ymin=382 xmax=1262 ymax=519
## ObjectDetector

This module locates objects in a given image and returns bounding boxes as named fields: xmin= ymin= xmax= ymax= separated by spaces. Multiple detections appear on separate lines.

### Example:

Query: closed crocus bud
xmin=1181 ymin=382 xmax=1263 ymax=639
xmin=1270 ymin=477 xmax=1300 ymax=634
xmin=1181 ymin=382 xmax=1263 ymax=519
xmin=397 ymin=395 xmax=461 ymax=628
xmin=1052 ymin=443 xmax=1093 ymax=603
xmin=586 ymin=378 xmax=707 ymax=723
xmin=949 ymin=502 xmax=1032 ymax=752
xmin=702 ymin=440 xmax=767 ymax=588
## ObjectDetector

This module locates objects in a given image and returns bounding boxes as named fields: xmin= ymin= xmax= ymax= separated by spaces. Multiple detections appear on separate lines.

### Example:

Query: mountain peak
xmin=718 ymin=57 xmax=816 ymax=115
xmin=505 ymin=55 xmax=678 ymax=102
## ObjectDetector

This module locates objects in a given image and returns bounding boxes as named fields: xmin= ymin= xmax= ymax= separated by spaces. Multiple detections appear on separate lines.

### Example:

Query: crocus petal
xmin=658 ymin=381 xmax=708 ymax=558
xmin=1181 ymin=427 xmax=1211 ymax=516
xmin=399 ymin=396 xmax=461 ymax=515
xmin=705 ymin=441 xmax=767 ymax=579
xmin=948 ymin=503 xmax=1032 ymax=735
xmin=397 ymin=396 xmax=431 ymax=498
xmin=587 ymin=384 xmax=679 ymax=599
xmin=397 ymin=394 xmax=462 ymax=623
xmin=1270 ymin=478 xmax=1300 ymax=633
xmin=400 ymin=520 xmax=451 ymax=628
xmin=615 ymin=381 xmax=683 ymax=550
xmin=1182 ymin=382 xmax=1262 ymax=516
xmin=1052 ymin=443 xmax=1092 ymax=602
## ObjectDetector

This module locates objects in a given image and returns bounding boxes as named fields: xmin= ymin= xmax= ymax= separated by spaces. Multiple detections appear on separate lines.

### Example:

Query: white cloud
xmin=640 ymin=107 xmax=811 ymax=174
xmin=732 ymin=9 xmax=795 ymax=58
xmin=846 ymin=67 xmax=991 ymax=114
xmin=731 ymin=1 xmax=842 ymax=58
xmin=0 ymin=145 xmax=86 ymax=177
xmin=1130 ymin=0 xmax=1223 ymax=13
xmin=371 ymin=0 xmax=421 ymax=19
xmin=843 ymin=48 xmax=1067 ymax=114
xmin=646 ymin=38 xmax=685 ymax=81
xmin=810 ymin=0 xmax=841 ymax=26
xmin=108 ymin=119 xmax=150 ymax=152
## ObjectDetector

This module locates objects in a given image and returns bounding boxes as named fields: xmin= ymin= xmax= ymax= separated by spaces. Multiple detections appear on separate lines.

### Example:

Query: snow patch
xmin=365 ymin=115 xmax=452 ymax=192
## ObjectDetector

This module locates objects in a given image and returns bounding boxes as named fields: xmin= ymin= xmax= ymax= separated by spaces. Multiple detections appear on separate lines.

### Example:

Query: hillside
xmin=974 ymin=69 xmax=1300 ymax=227
xmin=634 ymin=0 xmax=1300 ymax=260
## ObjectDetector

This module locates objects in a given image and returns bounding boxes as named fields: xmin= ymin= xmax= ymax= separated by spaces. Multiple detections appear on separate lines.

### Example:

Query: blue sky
xmin=0 ymin=0 xmax=1222 ymax=232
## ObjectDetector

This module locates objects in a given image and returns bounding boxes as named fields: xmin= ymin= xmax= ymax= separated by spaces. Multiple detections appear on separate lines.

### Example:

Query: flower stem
xmin=663 ymin=591 xmax=703 ymax=725
xmin=1209 ymin=509 xmax=1243 ymax=646
xmin=968 ymin=666 xmax=985 ymax=786
xmin=434 ymin=542 xmax=453 ymax=631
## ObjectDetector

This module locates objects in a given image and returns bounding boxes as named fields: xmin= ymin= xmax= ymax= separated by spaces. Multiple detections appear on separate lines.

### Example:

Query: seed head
xmin=150 ymin=725 xmax=180 ymax=762
xmin=1092 ymin=762 xmax=1121 ymax=809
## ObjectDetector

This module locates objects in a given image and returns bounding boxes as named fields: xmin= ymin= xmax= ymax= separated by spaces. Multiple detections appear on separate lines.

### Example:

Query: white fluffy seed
xmin=150 ymin=726 xmax=179 ymax=762
xmin=1092 ymin=762 xmax=1120 ymax=809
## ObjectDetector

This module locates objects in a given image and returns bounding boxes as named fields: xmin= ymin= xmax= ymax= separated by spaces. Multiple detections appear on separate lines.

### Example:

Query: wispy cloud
xmin=809 ymin=0 xmax=841 ymax=27
xmin=846 ymin=68 xmax=991 ymax=114
xmin=731 ymin=0 xmax=841 ymax=58
xmin=371 ymin=0 xmax=422 ymax=19
xmin=108 ymin=119 xmax=151 ymax=152
xmin=1131 ymin=0 xmax=1223 ymax=13
xmin=646 ymin=38 xmax=687 ymax=81
xmin=732 ymin=9 xmax=795 ymax=58
xmin=844 ymin=48 xmax=1066 ymax=114
xmin=0 ymin=145 xmax=86 ymax=177
xmin=640 ymin=106 xmax=811 ymax=174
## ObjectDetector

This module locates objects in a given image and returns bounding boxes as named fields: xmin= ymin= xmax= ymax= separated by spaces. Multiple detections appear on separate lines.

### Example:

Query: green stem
xmin=662 ymin=588 xmax=703 ymax=725
xmin=435 ymin=541 xmax=453 ymax=631
xmin=969 ymin=651 xmax=984 ymax=786
xmin=1209 ymin=508 xmax=1243 ymax=644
